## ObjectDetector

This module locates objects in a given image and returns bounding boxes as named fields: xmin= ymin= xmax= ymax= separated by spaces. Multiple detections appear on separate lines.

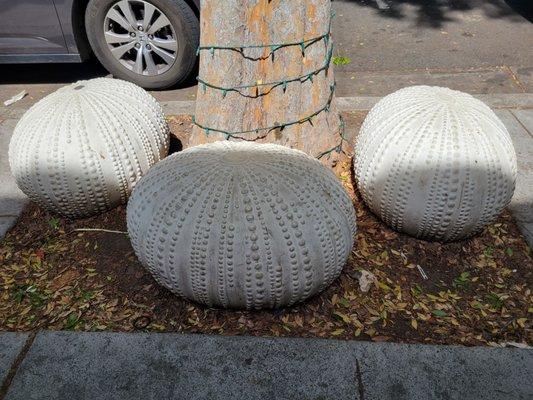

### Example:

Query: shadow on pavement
xmin=337 ymin=0 xmax=532 ymax=28
xmin=505 ymin=0 xmax=533 ymax=22
xmin=0 ymin=58 xmax=198 ymax=92
xmin=0 ymin=59 xmax=107 ymax=85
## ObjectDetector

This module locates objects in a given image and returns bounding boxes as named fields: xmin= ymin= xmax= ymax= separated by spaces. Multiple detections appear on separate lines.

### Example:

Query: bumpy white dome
xmin=127 ymin=141 xmax=356 ymax=309
xmin=354 ymin=86 xmax=517 ymax=242
xmin=9 ymin=78 xmax=169 ymax=218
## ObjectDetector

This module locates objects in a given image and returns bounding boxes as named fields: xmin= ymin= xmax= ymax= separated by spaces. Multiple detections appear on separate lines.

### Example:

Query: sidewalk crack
xmin=355 ymin=358 xmax=365 ymax=400
xmin=509 ymin=110 xmax=533 ymax=139
xmin=503 ymin=65 xmax=527 ymax=93
xmin=0 ymin=332 xmax=37 ymax=400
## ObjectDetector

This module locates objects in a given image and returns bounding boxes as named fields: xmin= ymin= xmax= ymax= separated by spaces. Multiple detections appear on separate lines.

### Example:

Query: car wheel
xmin=85 ymin=0 xmax=198 ymax=89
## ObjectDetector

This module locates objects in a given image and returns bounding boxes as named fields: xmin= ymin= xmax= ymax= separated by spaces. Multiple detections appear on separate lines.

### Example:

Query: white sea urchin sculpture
xmin=127 ymin=141 xmax=357 ymax=309
xmin=9 ymin=78 xmax=169 ymax=218
xmin=354 ymin=86 xmax=517 ymax=242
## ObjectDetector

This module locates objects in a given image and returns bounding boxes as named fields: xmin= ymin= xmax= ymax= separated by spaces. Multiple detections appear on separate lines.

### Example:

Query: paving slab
xmin=0 ymin=118 xmax=27 ymax=240
xmin=504 ymin=109 xmax=533 ymax=247
xmin=512 ymin=109 xmax=533 ymax=134
xmin=476 ymin=93 xmax=533 ymax=110
xmin=5 ymin=332 xmax=533 ymax=400
xmin=496 ymin=110 xmax=533 ymax=230
xmin=0 ymin=333 xmax=29 ymax=385
xmin=160 ymin=93 xmax=533 ymax=117
xmin=0 ymin=119 xmax=28 ymax=220
xmin=356 ymin=341 xmax=532 ymax=400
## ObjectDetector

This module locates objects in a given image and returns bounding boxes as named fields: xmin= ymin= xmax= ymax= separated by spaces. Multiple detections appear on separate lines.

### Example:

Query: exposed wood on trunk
xmin=191 ymin=0 xmax=342 ymax=164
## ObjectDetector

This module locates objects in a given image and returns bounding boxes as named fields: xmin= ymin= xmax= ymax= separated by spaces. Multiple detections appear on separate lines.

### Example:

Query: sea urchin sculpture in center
xmin=127 ymin=142 xmax=357 ymax=309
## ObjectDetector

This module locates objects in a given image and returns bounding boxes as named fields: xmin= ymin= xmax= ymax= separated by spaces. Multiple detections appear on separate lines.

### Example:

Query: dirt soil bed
xmin=1 ymin=114 xmax=532 ymax=346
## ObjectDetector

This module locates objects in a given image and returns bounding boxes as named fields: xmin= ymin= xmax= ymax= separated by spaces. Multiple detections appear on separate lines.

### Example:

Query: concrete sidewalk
xmin=0 ymin=331 xmax=531 ymax=400
xmin=0 ymin=119 xmax=26 ymax=239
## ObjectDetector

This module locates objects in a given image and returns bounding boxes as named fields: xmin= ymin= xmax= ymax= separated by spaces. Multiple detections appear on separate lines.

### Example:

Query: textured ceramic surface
xmin=354 ymin=86 xmax=517 ymax=242
xmin=9 ymin=78 xmax=169 ymax=218
xmin=127 ymin=141 xmax=357 ymax=309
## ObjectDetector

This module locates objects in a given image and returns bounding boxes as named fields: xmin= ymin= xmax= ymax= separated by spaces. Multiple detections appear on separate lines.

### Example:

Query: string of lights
xmin=193 ymin=83 xmax=335 ymax=138
xmin=196 ymin=12 xmax=334 ymax=61
xmin=197 ymin=46 xmax=333 ymax=99
xmin=193 ymin=11 xmax=344 ymax=159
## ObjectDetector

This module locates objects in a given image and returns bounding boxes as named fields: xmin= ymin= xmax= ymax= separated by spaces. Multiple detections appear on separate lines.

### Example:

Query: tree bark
xmin=190 ymin=0 xmax=342 ymax=163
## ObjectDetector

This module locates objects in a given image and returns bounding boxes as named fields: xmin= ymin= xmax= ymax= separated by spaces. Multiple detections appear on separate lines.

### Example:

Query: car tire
xmin=85 ymin=0 xmax=199 ymax=89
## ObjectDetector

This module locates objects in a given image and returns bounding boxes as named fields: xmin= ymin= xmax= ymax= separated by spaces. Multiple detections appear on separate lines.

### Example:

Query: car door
xmin=0 ymin=0 xmax=68 ymax=55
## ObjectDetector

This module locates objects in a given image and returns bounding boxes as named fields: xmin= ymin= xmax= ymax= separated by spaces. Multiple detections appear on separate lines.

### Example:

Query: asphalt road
xmin=333 ymin=0 xmax=532 ymax=71
xmin=0 ymin=0 xmax=531 ymax=106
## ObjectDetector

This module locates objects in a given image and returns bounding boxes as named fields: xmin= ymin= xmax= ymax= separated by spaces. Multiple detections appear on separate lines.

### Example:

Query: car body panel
xmin=54 ymin=0 xmax=82 ymax=54
xmin=0 ymin=0 xmax=200 ymax=63
xmin=0 ymin=0 xmax=68 ymax=55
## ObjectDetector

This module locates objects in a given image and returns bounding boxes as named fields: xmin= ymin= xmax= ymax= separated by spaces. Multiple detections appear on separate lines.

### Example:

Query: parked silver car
xmin=0 ymin=0 xmax=200 ymax=89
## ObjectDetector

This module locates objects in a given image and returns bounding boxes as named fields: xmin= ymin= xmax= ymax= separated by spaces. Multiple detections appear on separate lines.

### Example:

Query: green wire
xmin=193 ymin=83 xmax=336 ymax=139
xmin=197 ymin=45 xmax=333 ymax=98
xmin=196 ymin=11 xmax=334 ymax=57
xmin=193 ymin=11 xmax=343 ymax=160
xmin=316 ymin=115 xmax=347 ymax=160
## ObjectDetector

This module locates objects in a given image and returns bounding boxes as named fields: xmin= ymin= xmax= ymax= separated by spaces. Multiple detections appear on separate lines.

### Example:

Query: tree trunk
xmin=190 ymin=0 xmax=342 ymax=163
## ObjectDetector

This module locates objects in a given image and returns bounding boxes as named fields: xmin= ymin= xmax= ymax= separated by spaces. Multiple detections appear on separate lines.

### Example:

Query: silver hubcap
xmin=104 ymin=0 xmax=178 ymax=76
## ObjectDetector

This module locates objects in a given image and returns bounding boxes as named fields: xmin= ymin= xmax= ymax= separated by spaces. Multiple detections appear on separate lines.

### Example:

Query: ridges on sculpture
xmin=9 ymin=78 xmax=170 ymax=218
xmin=127 ymin=141 xmax=357 ymax=309
xmin=354 ymin=86 xmax=517 ymax=242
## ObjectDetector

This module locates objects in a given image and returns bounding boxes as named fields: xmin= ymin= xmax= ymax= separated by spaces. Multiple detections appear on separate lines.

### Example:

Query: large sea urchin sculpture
xmin=127 ymin=141 xmax=357 ymax=309
xmin=354 ymin=86 xmax=517 ymax=242
xmin=9 ymin=78 xmax=169 ymax=218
